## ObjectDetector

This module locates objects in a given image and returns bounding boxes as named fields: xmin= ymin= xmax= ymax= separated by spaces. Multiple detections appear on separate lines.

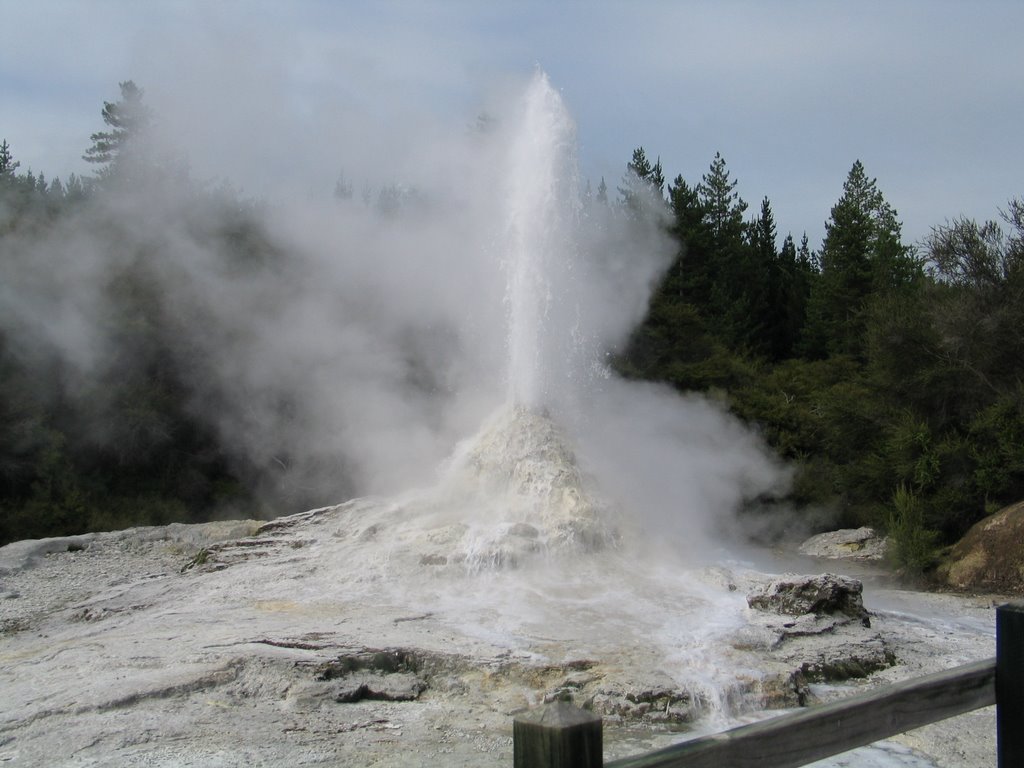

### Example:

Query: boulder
xmin=937 ymin=500 xmax=1024 ymax=594
xmin=798 ymin=527 xmax=887 ymax=561
xmin=741 ymin=573 xmax=894 ymax=700
xmin=747 ymin=573 xmax=868 ymax=625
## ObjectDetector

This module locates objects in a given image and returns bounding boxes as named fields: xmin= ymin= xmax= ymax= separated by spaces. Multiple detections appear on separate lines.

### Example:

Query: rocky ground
xmin=0 ymin=507 xmax=1006 ymax=768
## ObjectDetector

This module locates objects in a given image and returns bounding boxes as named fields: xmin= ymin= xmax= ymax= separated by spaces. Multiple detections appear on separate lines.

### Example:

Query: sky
xmin=2 ymin=0 xmax=1022 ymax=248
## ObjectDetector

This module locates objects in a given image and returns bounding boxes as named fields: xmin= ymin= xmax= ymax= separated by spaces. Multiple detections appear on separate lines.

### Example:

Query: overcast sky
xmin=3 ymin=1 xmax=1021 ymax=248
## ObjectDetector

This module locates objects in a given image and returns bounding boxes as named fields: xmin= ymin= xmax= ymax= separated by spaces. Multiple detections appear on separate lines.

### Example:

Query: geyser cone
xmin=312 ymin=407 xmax=614 ymax=576
xmin=433 ymin=403 xmax=615 ymax=556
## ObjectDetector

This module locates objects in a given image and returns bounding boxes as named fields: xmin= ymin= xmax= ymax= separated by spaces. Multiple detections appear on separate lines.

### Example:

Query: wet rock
xmin=0 ymin=617 xmax=29 ymax=635
xmin=732 ymin=624 xmax=786 ymax=652
xmin=333 ymin=672 xmax=426 ymax=703
xmin=735 ymin=613 xmax=849 ymax=652
xmin=755 ymin=670 xmax=813 ymax=708
xmin=738 ymin=571 xmax=898 ymax=702
xmin=739 ymin=619 xmax=897 ymax=711
xmin=316 ymin=648 xmax=426 ymax=679
xmin=315 ymin=648 xmax=431 ymax=703
xmin=425 ymin=524 xmax=469 ymax=546
xmin=0 ymin=534 xmax=101 ymax=573
xmin=798 ymin=527 xmax=888 ymax=561
xmin=747 ymin=573 xmax=869 ymax=625
xmin=506 ymin=523 xmax=539 ymax=539
xmin=798 ymin=643 xmax=897 ymax=682
xmin=590 ymin=672 xmax=696 ymax=724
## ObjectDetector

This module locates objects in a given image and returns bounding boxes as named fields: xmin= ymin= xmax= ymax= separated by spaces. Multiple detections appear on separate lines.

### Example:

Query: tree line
xmin=1 ymin=83 xmax=307 ymax=545
xmin=2 ymin=83 xmax=1022 ymax=574
xmin=612 ymin=146 xmax=1024 ymax=571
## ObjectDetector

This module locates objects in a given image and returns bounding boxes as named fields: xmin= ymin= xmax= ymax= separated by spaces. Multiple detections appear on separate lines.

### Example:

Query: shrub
xmin=886 ymin=484 xmax=939 ymax=574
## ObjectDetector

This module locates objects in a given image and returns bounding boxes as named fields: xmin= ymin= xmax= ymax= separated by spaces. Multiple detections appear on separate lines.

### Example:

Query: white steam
xmin=0 ymin=69 xmax=785 ymax=550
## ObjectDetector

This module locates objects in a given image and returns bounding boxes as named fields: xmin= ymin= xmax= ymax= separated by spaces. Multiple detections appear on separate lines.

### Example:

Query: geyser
xmin=503 ymin=71 xmax=582 ymax=410
xmin=420 ymin=71 xmax=614 ymax=560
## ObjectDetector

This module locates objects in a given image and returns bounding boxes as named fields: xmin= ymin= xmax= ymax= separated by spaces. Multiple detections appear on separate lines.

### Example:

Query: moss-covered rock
xmin=937 ymin=500 xmax=1024 ymax=593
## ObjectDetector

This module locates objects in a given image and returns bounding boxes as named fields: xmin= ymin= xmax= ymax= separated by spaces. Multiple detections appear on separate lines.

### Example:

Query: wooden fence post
xmin=997 ymin=602 xmax=1024 ymax=768
xmin=514 ymin=701 xmax=603 ymax=768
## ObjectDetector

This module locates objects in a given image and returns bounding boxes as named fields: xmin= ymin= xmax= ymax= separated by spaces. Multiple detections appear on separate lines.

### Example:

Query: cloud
xmin=6 ymin=1 xmax=1024 ymax=254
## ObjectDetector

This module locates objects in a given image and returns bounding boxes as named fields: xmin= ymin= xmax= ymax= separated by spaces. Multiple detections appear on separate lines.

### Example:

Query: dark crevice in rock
xmin=800 ymin=648 xmax=898 ymax=682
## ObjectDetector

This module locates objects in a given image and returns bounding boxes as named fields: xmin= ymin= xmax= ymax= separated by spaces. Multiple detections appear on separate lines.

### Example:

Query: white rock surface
xmin=0 ymin=513 xmax=1001 ymax=767
xmin=799 ymin=527 xmax=889 ymax=561
xmin=0 ymin=411 xmax=1002 ymax=767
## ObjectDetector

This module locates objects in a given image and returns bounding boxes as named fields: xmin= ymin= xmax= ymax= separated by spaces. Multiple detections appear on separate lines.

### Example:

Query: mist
xmin=0 ymin=68 xmax=787 ymax=555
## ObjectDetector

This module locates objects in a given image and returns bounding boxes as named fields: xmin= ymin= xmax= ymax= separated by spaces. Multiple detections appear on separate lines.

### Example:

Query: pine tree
xmin=698 ymin=152 xmax=747 ymax=247
xmin=617 ymin=147 xmax=662 ymax=219
xmin=694 ymin=152 xmax=754 ymax=346
xmin=0 ymin=140 xmax=20 ymax=178
xmin=797 ymin=232 xmax=817 ymax=272
xmin=626 ymin=147 xmax=652 ymax=179
xmin=618 ymin=161 xmax=712 ymax=381
xmin=802 ymin=160 xmax=916 ymax=358
xmin=83 ymin=81 xmax=153 ymax=180
xmin=749 ymin=197 xmax=777 ymax=255
xmin=650 ymin=157 xmax=666 ymax=197
xmin=743 ymin=197 xmax=780 ymax=355
xmin=771 ymin=231 xmax=814 ymax=359
xmin=64 ymin=174 xmax=89 ymax=202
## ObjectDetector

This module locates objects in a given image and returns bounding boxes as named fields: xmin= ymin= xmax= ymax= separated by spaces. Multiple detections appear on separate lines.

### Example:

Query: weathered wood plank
xmin=606 ymin=658 xmax=996 ymax=768
xmin=514 ymin=700 xmax=603 ymax=768
xmin=997 ymin=603 xmax=1024 ymax=767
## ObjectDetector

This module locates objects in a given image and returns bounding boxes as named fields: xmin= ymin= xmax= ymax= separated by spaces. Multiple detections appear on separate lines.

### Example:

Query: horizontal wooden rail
xmin=605 ymin=657 xmax=995 ymax=768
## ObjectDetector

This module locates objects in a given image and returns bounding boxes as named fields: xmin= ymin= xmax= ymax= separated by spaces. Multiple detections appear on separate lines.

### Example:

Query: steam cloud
xmin=0 ymin=69 xmax=786 ymax=554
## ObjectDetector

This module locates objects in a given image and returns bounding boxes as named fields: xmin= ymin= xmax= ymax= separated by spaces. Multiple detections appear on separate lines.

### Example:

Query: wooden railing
xmin=513 ymin=602 xmax=1024 ymax=767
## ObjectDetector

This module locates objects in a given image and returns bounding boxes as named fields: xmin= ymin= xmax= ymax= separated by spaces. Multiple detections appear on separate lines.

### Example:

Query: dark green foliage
xmin=699 ymin=152 xmax=747 ymax=243
xmin=667 ymin=174 xmax=710 ymax=304
xmin=0 ymin=119 xmax=296 ymax=545
xmin=691 ymin=153 xmax=750 ymax=348
xmin=886 ymin=484 xmax=940 ymax=574
xmin=0 ymin=194 xmax=255 ymax=544
xmin=970 ymin=386 xmax=1024 ymax=509
xmin=770 ymin=233 xmax=813 ymax=360
xmin=624 ymin=154 xmax=809 ymax=369
xmin=801 ymin=161 xmax=919 ymax=359
xmin=617 ymin=141 xmax=1023 ymax=568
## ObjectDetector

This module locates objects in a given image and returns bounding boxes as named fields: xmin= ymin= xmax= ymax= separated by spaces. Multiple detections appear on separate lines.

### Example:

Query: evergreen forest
xmin=2 ymin=83 xmax=1023 ymax=574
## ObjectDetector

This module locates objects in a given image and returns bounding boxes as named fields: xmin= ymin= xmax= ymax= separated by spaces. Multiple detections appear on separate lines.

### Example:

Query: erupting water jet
xmin=503 ymin=71 xmax=582 ymax=411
